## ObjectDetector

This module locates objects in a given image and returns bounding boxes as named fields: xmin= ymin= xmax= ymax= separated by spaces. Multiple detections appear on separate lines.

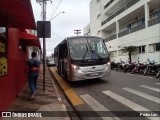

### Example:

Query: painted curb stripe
xmin=50 ymin=67 xmax=84 ymax=106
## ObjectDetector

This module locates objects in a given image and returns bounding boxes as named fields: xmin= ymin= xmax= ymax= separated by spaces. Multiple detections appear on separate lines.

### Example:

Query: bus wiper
xmin=87 ymin=42 xmax=102 ymax=60
xmin=81 ymin=44 xmax=89 ymax=61
xmin=91 ymin=49 xmax=103 ymax=60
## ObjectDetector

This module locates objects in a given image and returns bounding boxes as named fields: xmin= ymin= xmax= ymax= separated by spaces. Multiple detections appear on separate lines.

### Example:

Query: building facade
xmin=84 ymin=0 xmax=160 ymax=63
xmin=0 ymin=0 xmax=41 ymax=111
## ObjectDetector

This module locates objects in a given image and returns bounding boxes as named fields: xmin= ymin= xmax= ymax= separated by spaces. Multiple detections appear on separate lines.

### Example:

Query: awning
xmin=19 ymin=32 xmax=41 ymax=49
xmin=0 ymin=0 xmax=36 ymax=29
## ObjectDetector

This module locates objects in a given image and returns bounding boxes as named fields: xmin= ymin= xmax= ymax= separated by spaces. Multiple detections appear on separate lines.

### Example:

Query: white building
xmin=84 ymin=0 xmax=160 ymax=64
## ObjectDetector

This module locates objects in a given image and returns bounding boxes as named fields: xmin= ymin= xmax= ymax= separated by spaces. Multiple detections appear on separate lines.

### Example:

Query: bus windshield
xmin=68 ymin=37 xmax=108 ymax=60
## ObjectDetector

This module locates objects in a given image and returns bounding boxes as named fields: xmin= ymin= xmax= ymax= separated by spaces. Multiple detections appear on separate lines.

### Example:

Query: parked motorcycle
xmin=131 ymin=59 xmax=147 ymax=74
xmin=123 ymin=60 xmax=136 ymax=73
xmin=111 ymin=60 xmax=116 ymax=69
xmin=143 ymin=58 xmax=159 ymax=76
xmin=115 ymin=59 xmax=125 ymax=71
xmin=155 ymin=64 xmax=160 ymax=78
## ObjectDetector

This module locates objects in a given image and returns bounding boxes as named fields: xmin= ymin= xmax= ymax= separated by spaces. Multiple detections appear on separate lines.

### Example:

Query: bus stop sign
xmin=37 ymin=21 xmax=51 ymax=38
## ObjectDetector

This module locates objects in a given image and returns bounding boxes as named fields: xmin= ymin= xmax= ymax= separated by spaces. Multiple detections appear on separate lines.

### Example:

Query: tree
xmin=121 ymin=46 xmax=137 ymax=62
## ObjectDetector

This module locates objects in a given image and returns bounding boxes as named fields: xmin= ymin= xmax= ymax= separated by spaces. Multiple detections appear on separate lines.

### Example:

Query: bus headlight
xmin=107 ymin=61 xmax=111 ymax=65
xmin=107 ymin=61 xmax=111 ymax=69
xmin=71 ymin=64 xmax=80 ymax=71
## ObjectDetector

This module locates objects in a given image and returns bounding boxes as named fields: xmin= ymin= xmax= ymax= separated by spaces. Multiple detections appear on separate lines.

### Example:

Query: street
xmin=51 ymin=68 xmax=160 ymax=120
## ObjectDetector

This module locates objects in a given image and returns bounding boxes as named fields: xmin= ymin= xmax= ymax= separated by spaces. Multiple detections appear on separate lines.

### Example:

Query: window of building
xmin=148 ymin=43 xmax=160 ymax=52
xmin=138 ymin=45 xmax=145 ymax=53
xmin=131 ymin=21 xmax=138 ymax=28
xmin=156 ymin=42 xmax=160 ymax=51
xmin=148 ymin=44 xmax=155 ymax=52
xmin=0 ymin=27 xmax=7 ymax=76
xmin=150 ymin=9 xmax=160 ymax=19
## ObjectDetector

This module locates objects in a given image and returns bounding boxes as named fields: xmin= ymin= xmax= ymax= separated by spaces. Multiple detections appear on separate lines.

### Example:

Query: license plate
xmin=91 ymin=73 xmax=98 ymax=76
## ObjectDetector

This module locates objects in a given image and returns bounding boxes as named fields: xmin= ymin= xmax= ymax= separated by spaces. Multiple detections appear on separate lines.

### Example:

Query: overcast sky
xmin=31 ymin=0 xmax=91 ymax=56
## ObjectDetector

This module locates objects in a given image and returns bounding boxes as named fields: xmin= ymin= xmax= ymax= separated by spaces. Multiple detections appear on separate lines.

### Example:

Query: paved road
xmin=51 ymin=68 xmax=160 ymax=120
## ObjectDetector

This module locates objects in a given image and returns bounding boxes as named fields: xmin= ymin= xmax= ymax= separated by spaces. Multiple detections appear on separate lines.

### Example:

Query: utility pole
xmin=36 ymin=0 xmax=52 ymax=92
xmin=74 ymin=29 xmax=81 ymax=36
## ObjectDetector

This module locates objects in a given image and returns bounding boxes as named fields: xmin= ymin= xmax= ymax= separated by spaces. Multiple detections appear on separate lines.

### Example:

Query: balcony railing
xmin=104 ymin=16 xmax=160 ymax=42
xmin=107 ymin=14 xmax=115 ymax=22
xmin=105 ymin=24 xmax=145 ymax=42
xmin=104 ymin=0 xmax=115 ymax=9
xmin=118 ymin=29 xmax=129 ymax=37
xmin=130 ymin=24 xmax=145 ymax=33
xmin=109 ymin=34 xmax=117 ymax=41
xmin=101 ymin=0 xmax=140 ymax=26
xmin=115 ymin=6 xmax=125 ymax=17
xmin=148 ymin=16 xmax=160 ymax=27
xmin=126 ymin=0 xmax=140 ymax=9
xmin=101 ymin=20 xmax=107 ymax=26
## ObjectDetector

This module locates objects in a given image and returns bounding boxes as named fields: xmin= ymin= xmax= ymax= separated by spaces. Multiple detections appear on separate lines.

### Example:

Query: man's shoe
xmin=31 ymin=90 xmax=37 ymax=99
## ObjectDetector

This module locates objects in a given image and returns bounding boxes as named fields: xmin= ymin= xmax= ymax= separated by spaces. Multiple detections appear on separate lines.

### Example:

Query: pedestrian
xmin=27 ymin=51 xmax=42 ymax=99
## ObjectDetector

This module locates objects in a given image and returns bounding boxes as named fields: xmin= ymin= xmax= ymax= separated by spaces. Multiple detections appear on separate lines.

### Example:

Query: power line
xmin=49 ymin=0 xmax=62 ymax=21
xmin=50 ymin=11 xmax=65 ymax=21
xmin=51 ymin=31 xmax=63 ymax=39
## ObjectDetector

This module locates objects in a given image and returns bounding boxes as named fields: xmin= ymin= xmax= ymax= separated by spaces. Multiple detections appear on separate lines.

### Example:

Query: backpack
xmin=30 ymin=59 xmax=39 ymax=72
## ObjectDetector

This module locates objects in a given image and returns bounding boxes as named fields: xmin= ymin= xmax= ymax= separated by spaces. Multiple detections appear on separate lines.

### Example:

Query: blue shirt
xmin=27 ymin=57 xmax=42 ymax=73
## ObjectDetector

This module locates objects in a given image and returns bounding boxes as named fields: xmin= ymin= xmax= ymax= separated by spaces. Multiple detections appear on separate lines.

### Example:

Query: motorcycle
xmin=111 ymin=60 xmax=116 ymax=69
xmin=115 ymin=59 xmax=125 ymax=71
xmin=131 ymin=60 xmax=147 ymax=74
xmin=143 ymin=59 xmax=159 ymax=76
xmin=155 ymin=64 xmax=160 ymax=78
xmin=123 ymin=60 xmax=136 ymax=73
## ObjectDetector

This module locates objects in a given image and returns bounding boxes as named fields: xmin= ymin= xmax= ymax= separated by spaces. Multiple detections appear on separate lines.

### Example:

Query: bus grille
xmin=85 ymin=72 xmax=103 ymax=77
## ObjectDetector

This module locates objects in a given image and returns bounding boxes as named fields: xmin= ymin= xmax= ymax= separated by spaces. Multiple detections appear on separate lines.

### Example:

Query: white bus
xmin=54 ymin=36 xmax=111 ymax=81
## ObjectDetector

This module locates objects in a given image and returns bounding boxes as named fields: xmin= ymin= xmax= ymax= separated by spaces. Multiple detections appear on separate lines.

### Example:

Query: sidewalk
xmin=3 ymin=68 xmax=70 ymax=120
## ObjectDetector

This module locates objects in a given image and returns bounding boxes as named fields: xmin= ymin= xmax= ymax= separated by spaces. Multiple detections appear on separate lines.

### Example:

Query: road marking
xmin=140 ymin=85 xmax=160 ymax=92
xmin=155 ymin=83 xmax=160 ymax=85
xmin=102 ymin=90 xmax=159 ymax=120
xmin=80 ymin=94 xmax=120 ymax=120
xmin=122 ymin=87 xmax=160 ymax=104
xmin=50 ymin=67 xmax=84 ymax=106
xmin=126 ymin=74 xmax=153 ymax=79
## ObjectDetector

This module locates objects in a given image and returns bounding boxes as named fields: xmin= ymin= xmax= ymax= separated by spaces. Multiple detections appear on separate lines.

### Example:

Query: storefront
xmin=0 ymin=27 xmax=7 ymax=76
xmin=0 ymin=0 xmax=40 ymax=111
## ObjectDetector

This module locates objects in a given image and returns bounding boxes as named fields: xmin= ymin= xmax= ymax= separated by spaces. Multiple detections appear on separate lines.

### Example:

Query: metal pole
xmin=42 ymin=0 xmax=46 ymax=92
xmin=74 ymin=29 xmax=81 ymax=36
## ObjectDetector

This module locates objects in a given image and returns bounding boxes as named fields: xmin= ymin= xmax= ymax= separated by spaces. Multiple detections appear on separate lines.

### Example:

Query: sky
xmin=31 ymin=0 xmax=91 ymax=56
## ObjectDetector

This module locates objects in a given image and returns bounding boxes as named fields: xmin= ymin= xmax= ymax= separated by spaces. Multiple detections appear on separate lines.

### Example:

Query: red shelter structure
xmin=0 ymin=0 xmax=41 ymax=111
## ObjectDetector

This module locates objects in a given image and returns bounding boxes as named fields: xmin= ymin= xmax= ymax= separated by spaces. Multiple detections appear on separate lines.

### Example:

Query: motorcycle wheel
xmin=155 ymin=71 xmax=160 ymax=78
xmin=143 ymin=69 xmax=147 ymax=76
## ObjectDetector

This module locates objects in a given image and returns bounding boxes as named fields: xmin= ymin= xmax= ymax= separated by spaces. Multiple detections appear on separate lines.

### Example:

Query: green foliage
xmin=122 ymin=46 xmax=137 ymax=53
xmin=121 ymin=46 xmax=137 ymax=62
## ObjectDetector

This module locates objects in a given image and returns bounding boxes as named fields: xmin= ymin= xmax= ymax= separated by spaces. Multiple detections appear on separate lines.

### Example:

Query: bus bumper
xmin=70 ymin=64 xmax=111 ymax=81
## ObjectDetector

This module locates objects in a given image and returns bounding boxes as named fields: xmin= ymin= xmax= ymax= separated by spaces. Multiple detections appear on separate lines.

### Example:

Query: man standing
xmin=27 ymin=51 xmax=42 ymax=99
